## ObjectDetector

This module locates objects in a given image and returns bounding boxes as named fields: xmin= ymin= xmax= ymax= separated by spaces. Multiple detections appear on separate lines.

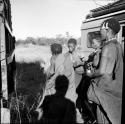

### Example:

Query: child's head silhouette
xmin=55 ymin=75 xmax=69 ymax=96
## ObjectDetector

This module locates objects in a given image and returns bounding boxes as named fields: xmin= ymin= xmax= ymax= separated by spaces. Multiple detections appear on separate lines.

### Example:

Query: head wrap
xmin=101 ymin=18 xmax=120 ymax=34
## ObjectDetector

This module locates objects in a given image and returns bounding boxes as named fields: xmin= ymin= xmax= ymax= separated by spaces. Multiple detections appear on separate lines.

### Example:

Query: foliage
xmin=15 ymin=33 xmax=81 ymax=46
xmin=10 ymin=92 xmax=41 ymax=123
xmin=9 ymin=62 xmax=47 ymax=123
xmin=15 ymin=62 xmax=46 ymax=94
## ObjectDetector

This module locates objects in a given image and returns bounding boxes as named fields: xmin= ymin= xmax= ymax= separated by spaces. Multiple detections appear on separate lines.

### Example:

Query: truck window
xmin=87 ymin=31 xmax=102 ymax=48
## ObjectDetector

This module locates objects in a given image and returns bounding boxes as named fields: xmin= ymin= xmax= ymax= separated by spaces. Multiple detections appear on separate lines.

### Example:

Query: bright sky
xmin=10 ymin=0 xmax=113 ymax=40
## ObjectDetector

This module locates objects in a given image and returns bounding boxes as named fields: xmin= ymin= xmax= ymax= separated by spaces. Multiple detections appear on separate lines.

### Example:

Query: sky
xmin=10 ymin=0 xmax=114 ymax=40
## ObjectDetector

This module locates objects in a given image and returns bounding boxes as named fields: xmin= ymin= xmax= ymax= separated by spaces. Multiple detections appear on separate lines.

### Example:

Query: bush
xmin=15 ymin=62 xmax=46 ymax=95
xmin=10 ymin=62 xmax=47 ymax=123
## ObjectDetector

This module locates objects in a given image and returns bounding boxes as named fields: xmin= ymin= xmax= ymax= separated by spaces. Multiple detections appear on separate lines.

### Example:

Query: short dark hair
xmin=55 ymin=75 xmax=69 ymax=95
xmin=101 ymin=18 xmax=120 ymax=35
xmin=50 ymin=43 xmax=62 ymax=55
xmin=68 ymin=38 xmax=77 ymax=45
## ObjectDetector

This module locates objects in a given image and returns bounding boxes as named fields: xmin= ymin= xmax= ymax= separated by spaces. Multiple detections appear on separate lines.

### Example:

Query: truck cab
xmin=81 ymin=0 xmax=125 ymax=59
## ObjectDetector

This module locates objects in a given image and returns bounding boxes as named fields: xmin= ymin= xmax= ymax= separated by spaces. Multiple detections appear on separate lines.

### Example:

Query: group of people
xmin=36 ymin=18 xmax=123 ymax=124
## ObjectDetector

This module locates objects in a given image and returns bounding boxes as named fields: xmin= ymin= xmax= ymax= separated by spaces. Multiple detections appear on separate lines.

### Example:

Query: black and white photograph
xmin=1 ymin=0 xmax=125 ymax=123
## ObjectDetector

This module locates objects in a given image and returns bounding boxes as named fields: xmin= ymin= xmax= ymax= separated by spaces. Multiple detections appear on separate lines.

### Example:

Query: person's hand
xmin=81 ymin=57 xmax=87 ymax=62
xmin=46 ymin=81 xmax=54 ymax=90
xmin=47 ymin=72 xmax=54 ymax=79
xmin=80 ymin=60 xmax=86 ymax=65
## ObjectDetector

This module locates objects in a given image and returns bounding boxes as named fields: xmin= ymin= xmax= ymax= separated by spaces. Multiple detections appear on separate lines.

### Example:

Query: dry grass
xmin=10 ymin=62 xmax=47 ymax=123
xmin=10 ymin=47 xmax=48 ymax=123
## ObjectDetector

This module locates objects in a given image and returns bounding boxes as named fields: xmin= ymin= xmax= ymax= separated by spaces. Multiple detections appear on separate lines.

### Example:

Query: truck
xmin=0 ymin=0 xmax=15 ymax=123
xmin=81 ymin=0 xmax=125 ymax=58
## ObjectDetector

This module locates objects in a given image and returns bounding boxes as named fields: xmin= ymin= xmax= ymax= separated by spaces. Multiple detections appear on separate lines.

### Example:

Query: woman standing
xmin=87 ymin=18 xmax=123 ymax=124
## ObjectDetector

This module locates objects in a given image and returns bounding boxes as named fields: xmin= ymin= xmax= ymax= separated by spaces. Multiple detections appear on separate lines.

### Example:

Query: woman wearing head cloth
xmin=87 ymin=18 xmax=123 ymax=124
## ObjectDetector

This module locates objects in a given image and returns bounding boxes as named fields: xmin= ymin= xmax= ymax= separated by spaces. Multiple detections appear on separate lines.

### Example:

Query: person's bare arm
xmin=46 ymin=56 xmax=55 ymax=79
xmin=87 ymin=45 xmax=116 ymax=78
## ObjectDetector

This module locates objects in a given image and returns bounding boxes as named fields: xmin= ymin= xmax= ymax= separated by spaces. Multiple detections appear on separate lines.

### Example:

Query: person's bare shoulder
xmin=102 ymin=43 xmax=116 ymax=58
